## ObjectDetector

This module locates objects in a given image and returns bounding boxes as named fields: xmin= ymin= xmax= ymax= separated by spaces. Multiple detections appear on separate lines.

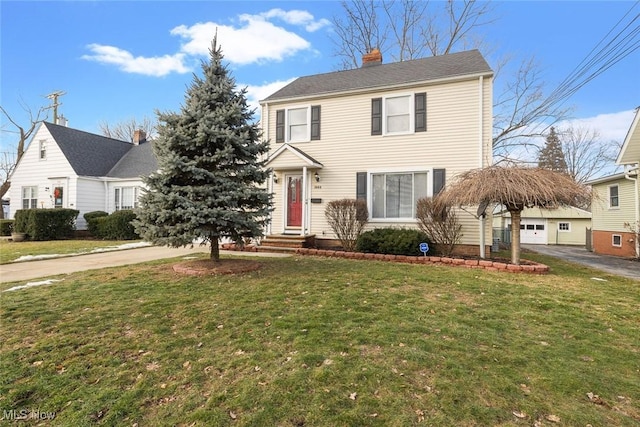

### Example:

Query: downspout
xmin=478 ymin=75 xmax=486 ymax=258
xmin=624 ymin=164 xmax=639 ymax=257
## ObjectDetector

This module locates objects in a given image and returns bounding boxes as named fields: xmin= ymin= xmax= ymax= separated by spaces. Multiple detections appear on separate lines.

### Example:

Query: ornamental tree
xmin=134 ymin=39 xmax=272 ymax=261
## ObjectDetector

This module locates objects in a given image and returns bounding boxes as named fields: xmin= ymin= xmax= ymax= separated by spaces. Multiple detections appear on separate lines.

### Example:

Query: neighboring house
xmin=259 ymin=49 xmax=494 ymax=254
xmin=493 ymin=206 xmax=592 ymax=246
xmin=8 ymin=122 xmax=156 ymax=229
xmin=588 ymin=107 xmax=640 ymax=258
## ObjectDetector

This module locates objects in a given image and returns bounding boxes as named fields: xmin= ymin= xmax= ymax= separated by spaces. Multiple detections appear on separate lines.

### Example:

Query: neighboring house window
xmin=39 ymin=140 xmax=47 ymax=160
xmin=558 ymin=222 xmax=570 ymax=232
xmin=609 ymin=185 xmax=619 ymax=208
xmin=612 ymin=234 xmax=622 ymax=247
xmin=115 ymin=187 xmax=139 ymax=211
xmin=22 ymin=186 xmax=38 ymax=209
xmin=372 ymin=92 xmax=426 ymax=136
xmin=371 ymin=172 xmax=428 ymax=219
xmin=275 ymin=106 xmax=321 ymax=143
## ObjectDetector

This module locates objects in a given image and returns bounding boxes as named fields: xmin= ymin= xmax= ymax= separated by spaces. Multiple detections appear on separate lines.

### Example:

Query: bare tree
xmin=332 ymin=0 xmax=494 ymax=68
xmin=0 ymin=101 xmax=49 ymax=218
xmin=558 ymin=125 xmax=619 ymax=183
xmin=98 ymin=116 xmax=156 ymax=142
xmin=331 ymin=1 xmax=569 ymax=162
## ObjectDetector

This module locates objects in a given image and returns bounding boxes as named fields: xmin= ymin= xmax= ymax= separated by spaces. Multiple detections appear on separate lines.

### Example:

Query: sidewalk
xmin=0 ymin=246 xmax=291 ymax=283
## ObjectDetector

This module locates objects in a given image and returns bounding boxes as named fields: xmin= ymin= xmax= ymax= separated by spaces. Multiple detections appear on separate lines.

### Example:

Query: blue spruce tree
xmin=135 ymin=38 xmax=272 ymax=261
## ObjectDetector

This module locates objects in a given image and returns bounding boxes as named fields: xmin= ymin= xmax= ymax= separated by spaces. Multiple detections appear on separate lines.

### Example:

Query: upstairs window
xmin=609 ymin=185 xmax=619 ymax=208
xmin=39 ymin=140 xmax=47 ymax=160
xmin=372 ymin=92 xmax=426 ymax=136
xmin=276 ymin=106 xmax=321 ymax=143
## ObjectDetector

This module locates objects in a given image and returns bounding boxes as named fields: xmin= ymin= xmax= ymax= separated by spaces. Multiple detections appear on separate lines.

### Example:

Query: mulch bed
xmin=173 ymin=259 xmax=262 ymax=276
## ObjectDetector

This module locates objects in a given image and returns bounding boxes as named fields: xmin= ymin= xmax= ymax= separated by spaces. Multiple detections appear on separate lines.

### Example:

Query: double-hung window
xmin=371 ymin=172 xmax=428 ymax=219
xmin=22 ymin=186 xmax=38 ymax=209
xmin=609 ymin=185 xmax=619 ymax=208
xmin=372 ymin=92 xmax=426 ymax=136
xmin=275 ymin=106 xmax=321 ymax=143
xmin=385 ymin=95 xmax=412 ymax=134
xmin=115 ymin=187 xmax=139 ymax=211
xmin=39 ymin=140 xmax=47 ymax=160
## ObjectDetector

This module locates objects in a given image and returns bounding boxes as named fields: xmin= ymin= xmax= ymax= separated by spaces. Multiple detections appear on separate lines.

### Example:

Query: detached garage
xmin=493 ymin=206 xmax=591 ymax=246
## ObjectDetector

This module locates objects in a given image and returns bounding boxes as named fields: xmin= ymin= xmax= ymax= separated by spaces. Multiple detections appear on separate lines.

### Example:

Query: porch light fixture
xmin=314 ymin=171 xmax=320 ymax=182
xmin=273 ymin=173 xmax=279 ymax=184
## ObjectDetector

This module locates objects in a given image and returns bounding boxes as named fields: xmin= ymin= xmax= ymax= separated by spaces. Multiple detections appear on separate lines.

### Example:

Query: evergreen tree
xmin=135 ymin=39 xmax=272 ymax=261
xmin=538 ymin=127 xmax=567 ymax=173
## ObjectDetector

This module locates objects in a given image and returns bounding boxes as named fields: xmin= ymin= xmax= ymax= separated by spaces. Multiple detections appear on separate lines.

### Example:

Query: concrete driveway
xmin=522 ymin=244 xmax=640 ymax=281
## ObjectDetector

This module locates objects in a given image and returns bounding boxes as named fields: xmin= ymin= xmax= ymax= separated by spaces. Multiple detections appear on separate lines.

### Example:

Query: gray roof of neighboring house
xmin=262 ymin=49 xmax=493 ymax=102
xmin=45 ymin=122 xmax=157 ymax=178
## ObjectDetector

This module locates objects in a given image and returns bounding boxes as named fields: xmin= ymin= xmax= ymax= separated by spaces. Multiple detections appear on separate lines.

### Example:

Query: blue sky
xmin=1 ymin=1 xmax=639 ymax=158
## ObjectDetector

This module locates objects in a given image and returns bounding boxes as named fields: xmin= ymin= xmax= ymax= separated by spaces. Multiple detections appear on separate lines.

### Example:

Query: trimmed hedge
xmin=13 ymin=209 xmax=79 ymax=240
xmin=0 ymin=219 xmax=14 ymax=236
xmin=84 ymin=211 xmax=109 ymax=237
xmin=356 ymin=227 xmax=431 ymax=257
xmin=85 ymin=210 xmax=139 ymax=240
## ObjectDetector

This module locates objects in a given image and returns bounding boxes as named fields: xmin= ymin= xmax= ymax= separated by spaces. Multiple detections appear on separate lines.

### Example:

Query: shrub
xmin=416 ymin=196 xmax=463 ymax=257
xmin=356 ymin=227 xmax=430 ymax=256
xmin=86 ymin=210 xmax=139 ymax=240
xmin=13 ymin=209 xmax=79 ymax=240
xmin=325 ymin=199 xmax=368 ymax=251
xmin=0 ymin=219 xmax=14 ymax=236
xmin=84 ymin=211 xmax=109 ymax=237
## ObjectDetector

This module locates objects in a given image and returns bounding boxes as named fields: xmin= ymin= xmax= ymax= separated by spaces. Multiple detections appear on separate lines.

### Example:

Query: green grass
xmin=1 ymin=253 xmax=639 ymax=426
xmin=0 ymin=240 xmax=144 ymax=264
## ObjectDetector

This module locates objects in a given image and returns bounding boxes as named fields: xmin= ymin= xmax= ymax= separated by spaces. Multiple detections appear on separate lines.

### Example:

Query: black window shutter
xmin=415 ymin=93 xmax=426 ymax=132
xmin=356 ymin=172 xmax=367 ymax=200
xmin=371 ymin=98 xmax=382 ymax=135
xmin=275 ymin=109 xmax=285 ymax=143
xmin=310 ymin=105 xmax=321 ymax=140
xmin=433 ymin=169 xmax=446 ymax=195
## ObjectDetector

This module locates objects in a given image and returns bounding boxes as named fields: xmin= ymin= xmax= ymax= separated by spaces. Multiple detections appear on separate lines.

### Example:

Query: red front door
xmin=287 ymin=175 xmax=303 ymax=227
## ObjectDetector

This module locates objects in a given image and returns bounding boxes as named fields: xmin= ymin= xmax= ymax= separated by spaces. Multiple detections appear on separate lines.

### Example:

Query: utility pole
xmin=46 ymin=90 xmax=66 ymax=124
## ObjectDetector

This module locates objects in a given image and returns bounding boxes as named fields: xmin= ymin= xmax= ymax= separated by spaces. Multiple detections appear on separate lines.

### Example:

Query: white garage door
xmin=519 ymin=219 xmax=547 ymax=244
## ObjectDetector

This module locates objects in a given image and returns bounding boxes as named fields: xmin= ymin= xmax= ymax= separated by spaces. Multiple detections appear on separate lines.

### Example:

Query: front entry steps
xmin=258 ymin=234 xmax=316 ymax=253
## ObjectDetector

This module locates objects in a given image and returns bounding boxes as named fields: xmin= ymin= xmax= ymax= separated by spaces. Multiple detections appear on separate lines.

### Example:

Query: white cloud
xmin=171 ymin=14 xmax=310 ymax=64
xmin=243 ymin=78 xmax=297 ymax=116
xmin=557 ymin=110 xmax=635 ymax=144
xmin=82 ymin=44 xmax=190 ymax=77
xmin=260 ymin=8 xmax=331 ymax=32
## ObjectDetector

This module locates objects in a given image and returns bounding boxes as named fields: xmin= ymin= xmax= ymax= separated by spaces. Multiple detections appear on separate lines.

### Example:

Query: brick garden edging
xmin=294 ymin=248 xmax=549 ymax=274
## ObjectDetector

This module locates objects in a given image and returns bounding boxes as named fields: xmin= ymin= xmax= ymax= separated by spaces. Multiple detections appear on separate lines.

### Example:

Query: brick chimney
xmin=133 ymin=129 xmax=146 ymax=145
xmin=362 ymin=48 xmax=382 ymax=67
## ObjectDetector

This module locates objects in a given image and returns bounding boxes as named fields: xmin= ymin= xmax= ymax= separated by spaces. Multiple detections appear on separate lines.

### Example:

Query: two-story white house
xmin=8 ymin=122 xmax=156 ymax=229
xmin=259 ymin=49 xmax=494 ymax=255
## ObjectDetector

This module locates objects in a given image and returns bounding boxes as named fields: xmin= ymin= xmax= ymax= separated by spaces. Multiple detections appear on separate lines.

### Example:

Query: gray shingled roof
xmin=262 ymin=50 xmax=492 ymax=102
xmin=107 ymin=141 xmax=158 ymax=178
xmin=45 ymin=122 xmax=156 ymax=178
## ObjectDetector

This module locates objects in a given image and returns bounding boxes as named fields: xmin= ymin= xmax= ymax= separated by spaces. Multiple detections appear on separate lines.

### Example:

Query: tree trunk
xmin=210 ymin=236 xmax=220 ymax=262
xmin=509 ymin=209 xmax=522 ymax=265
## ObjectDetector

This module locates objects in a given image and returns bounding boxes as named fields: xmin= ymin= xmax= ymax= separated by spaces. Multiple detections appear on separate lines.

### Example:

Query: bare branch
xmin=99 ymin=116 xmax=157 ymax=142
xmin=558 ymin=125 xmax=620 ymax=183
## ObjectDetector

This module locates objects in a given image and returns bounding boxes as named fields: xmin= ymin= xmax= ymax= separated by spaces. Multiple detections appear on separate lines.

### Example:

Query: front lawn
xmin=1 ymin=254 xmax=638 ymax=426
